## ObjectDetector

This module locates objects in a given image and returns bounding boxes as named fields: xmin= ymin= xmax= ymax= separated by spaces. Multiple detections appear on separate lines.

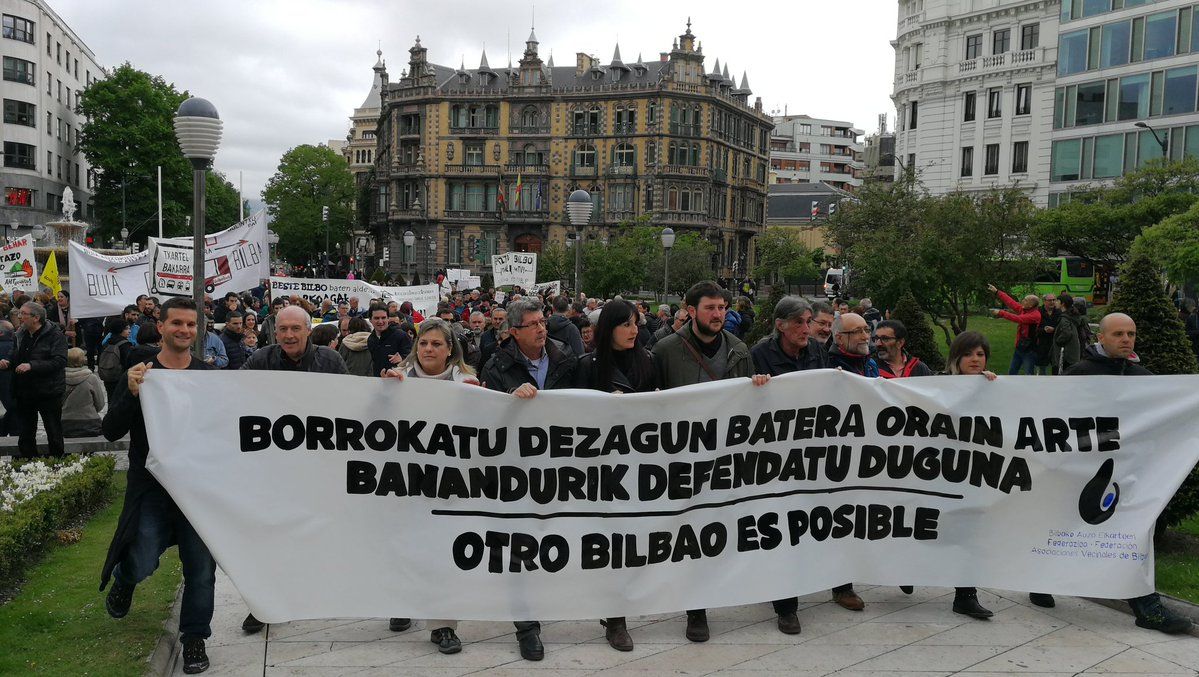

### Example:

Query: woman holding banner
xmin=574 ymin=299 xmax=660 ymax=652
xmin=381 ymin=317 xmax=480 ymax=654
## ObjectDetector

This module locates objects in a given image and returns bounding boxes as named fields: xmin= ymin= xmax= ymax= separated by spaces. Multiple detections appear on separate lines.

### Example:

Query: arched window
xmin=668 ymin=187 xmax=679 ymax=210
xmin=520 ymin=105 xmax=539 ymax=127
xmin=614 ymin=143 xmax=635 ymax=167
xmin=691 ymin=189 xmax=704 ymax=212
xmin=574 ymin=144 xmax=596 ymax=167
xmin=520 ymin=143 xmax=541 ymax=166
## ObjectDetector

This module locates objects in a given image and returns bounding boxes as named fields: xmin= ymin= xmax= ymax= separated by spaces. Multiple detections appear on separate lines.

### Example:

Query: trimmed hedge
xmin=0 ymin=454 xmax=115 ymax=587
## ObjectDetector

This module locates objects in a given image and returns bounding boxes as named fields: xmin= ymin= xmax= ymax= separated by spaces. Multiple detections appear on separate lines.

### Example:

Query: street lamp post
xmin=660 ymin=227 xmax=675 ymax=302
xmin=1134 ymin=121 xmax=1169 ymax=157
xmin=321 ymin=205 xmax=331 ymax=277
xmin=403 ymin=230 xmax=415 ymax=285
xmin=566 ymin=189 xmax=592 ymax=293
xmin=173 ymin=97 xmax=223 ymax=359
xmin=120 ymin=226 xmax=129 ymax=251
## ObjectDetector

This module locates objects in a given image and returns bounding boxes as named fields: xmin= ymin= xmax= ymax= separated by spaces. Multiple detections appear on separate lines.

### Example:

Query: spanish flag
xmin=39 ymin=251 xmax=61 ymax=296
xmin=515 ymin=172 xmax=523 ymax=203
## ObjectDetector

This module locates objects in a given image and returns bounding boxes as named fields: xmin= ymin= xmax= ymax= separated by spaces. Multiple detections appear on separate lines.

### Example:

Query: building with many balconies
xmin=369 ymin=21 xmax=774 ymax=282
xmin=768 ymin=115 xmax=864 ymax=191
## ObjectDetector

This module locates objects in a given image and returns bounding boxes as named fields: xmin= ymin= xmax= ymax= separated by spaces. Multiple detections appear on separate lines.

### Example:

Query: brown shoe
xmin=833 ymin=589 xmax=865 ymax=611
xmin=777 ymin=611 xmax=802 ymax=635
xmin=602 ymin=617 xmax=633 ymax=651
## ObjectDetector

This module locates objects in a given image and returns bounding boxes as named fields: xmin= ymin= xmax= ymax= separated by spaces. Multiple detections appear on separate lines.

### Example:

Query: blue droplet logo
xmin=1079 ymin=458 xmax=1120 ymax=525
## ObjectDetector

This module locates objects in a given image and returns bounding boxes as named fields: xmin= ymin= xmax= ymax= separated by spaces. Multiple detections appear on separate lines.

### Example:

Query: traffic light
xmin=321 ymin=206 xmax=329 ymax=221
xmin=85 ymin=236 xmax=94 ymax=245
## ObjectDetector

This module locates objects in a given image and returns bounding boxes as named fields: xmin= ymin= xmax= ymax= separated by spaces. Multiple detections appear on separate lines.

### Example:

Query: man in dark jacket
xmin=479 ymin=298 xmax=578 ymax=661
xmin=1059 ymin=312 xmax=1192 ymax=634
xmin=0 ymin=321 xmax=17 ymax=436
xmin=1 ymin=302 xmax=68 ymax=457
xmin=810 ymin=301 xmax=836 ymax=352
xmin=101 ymin=297 xmax=217 ymax=675
xmin=651 ymin=281 xmax=764 ymax=642
xmin=242 ymin=307 xmax=347 ymax=374
xmin=827 ymin=312 xmax=879 ymax=377
xmin=218 ymin=311 xmax=250 ymax=370
xmin=546 ymin=295 xmax=584 ymax=356
xmin=875 ymin=320 xmax=934 ymax=379
xmin=479 ymin=307 xmax=507 ymax=368
xmin=367 ymin=304 xmax=412 ymax=377
xmin=1035 ymin=293 xmax=1061 ymax=374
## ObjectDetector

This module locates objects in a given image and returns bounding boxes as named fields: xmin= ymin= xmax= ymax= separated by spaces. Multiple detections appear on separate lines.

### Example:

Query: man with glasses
xmin=875 ymin=320 xmax=933 ymax=378
xmin=479 ymin=298 xmax=579 ymax=661
xmin=827 ymin=312 xmax=878 ymax=376
xmin=809 ymin=301 xmax=836 ymax=351
xmin=1036 ymin=293 xmax=1061 ymax=375
xmin=0 ymin=302 xmax=67 ymax=458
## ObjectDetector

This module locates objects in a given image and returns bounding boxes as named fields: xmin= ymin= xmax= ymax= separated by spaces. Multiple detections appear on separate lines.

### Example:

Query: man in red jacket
xmin=988 ymin=284 xmax=1041 ymax=375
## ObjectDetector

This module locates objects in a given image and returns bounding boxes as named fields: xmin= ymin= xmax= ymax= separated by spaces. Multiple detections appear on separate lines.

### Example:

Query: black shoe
xmin=1131 ymin=596 xmax=1194 ymax=634
xmin=389 ymin=617 xmax=412 ymax=632
xmin=105 ymin=579 xmax=134 ymax=619
xmin=518 ymin=633 xmax=544 ymax=661
xmin=181 ymin=637 xmax=209 ymax=674
xmin=953 ymin=592 xmax=994 ymax=619
xmin=776 ymin=611 xmax=802 ymax=635
xmin=602 ymin=617 xmax=633 ymax=651
xmin=685 ymin=610 xmax=710 ymax=642
xmin=1029 ymin=593 xmax=1056 ymax=608
xmin=242 ymin=613 xmax=265 ymax=634
xmin=899 ymin=586 xmax=914 ymax=594
xmin=430 ymin=627 xmax=462 ymax=654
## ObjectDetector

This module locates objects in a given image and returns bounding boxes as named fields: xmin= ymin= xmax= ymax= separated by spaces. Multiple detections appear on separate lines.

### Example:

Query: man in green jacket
xmin=651 ymin=281 xmax=770 ymax=642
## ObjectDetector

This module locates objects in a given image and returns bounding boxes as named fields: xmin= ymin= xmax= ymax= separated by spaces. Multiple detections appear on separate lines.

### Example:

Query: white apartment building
xmin=1050 ymin=0 xmax=1199 ymax=204
xmin=0 ymin=0 xmax=101 ymax=228
xmin=769 ymin=115 xmax=865 ymax=191
xmin=892 ymin=0 xmax=1060 ymax=205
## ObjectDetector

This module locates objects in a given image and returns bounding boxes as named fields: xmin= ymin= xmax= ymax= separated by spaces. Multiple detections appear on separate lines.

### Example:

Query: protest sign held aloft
xmin=0 ymin=236 xmax=37 ymax=293
xmin=492 ymin=252 xmax=536 ymax=288
xmin=140 ymin=370 xmax=1199 ymax=623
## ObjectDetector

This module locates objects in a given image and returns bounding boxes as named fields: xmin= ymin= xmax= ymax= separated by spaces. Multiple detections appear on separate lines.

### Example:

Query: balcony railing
xmin=444 ymin=164 xmax=500 ymax=176
xmin=389 ymin=161 xmax=424 ymax=176
xmin=712 ymin=167 xmax=728 ymax=183
xmin=613 ymin=122 xmax=637 ymax=135
xmin=449 ymin=125 xmax=499 ymax=135
xmin=444 ymin=209 xmax=501 ymax=220
xmin=605 ymin=210 xmax=637 ymax=223
xmin=958 ymin=48 xmax=1041 ymax=74
xmin=509 ymin=125 xmax=550 ymax=135
xmin=568 ymin=123 xmax=602 ymax=136
xmin=606 ymin=164 xmax=637 ymax=177
xmin=657 ymin=210 xmax=709 ymax=225
xmin=506 ymin=209 xmax=549 ymax=221
xmin=570 ymin=165 xmax=598 ymax=177
xmin=660 ymin=164 xmax=710 ymax=178
xmin=505 ymin=163 xmax=549 ymax=175
xmin=669 ymin=123 xmax=701 ymax=137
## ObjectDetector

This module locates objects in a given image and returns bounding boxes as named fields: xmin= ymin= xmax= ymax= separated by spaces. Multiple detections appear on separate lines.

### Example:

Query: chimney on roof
xmin=755 ymin=97 xmax=763 ymax=113
xmin=660 ymin=52 xmax=669 ymax=62
xmin=576 ymin=52 xmax=594 ymax=75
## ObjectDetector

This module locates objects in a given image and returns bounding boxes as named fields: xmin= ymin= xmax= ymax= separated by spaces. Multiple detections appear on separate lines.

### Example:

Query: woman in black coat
xmin=574 ymin=299 xmax=658 ymax=651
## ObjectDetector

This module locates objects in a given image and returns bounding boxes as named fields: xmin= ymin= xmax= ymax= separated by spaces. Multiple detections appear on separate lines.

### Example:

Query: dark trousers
xmin=513 ymin=620 xmax=540 ymax=639
xmin=1008 ymin=348 xmax=1037 ymax=375
xmin=773 ymin=582 xmax=854 ymax=615
xmin=83 ymin=330 xmax=103 ymax=371
xmin=113 ymin=484 xmax=216 ymax=640
xmin=15 ymin=394 xmax=64 ymax=458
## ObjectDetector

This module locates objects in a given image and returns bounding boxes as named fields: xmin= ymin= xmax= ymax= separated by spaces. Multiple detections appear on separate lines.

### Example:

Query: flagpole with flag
xmin=39 ymin=251 xmax=61 ymax=296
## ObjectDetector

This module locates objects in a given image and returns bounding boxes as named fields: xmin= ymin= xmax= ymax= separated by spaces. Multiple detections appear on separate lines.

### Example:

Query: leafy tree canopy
xmin=262 ymin=144 xmax=356 ymax=264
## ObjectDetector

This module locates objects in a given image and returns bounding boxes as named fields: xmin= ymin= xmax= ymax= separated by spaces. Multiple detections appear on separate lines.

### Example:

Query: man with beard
xmin=875 ymin=320 xmax=933 ymax=378
xmin=652 ymin=281 xmax=767 ymax=641
xmin=368 ymin=304 xmax=412 ymax=377
xmin=827 ymin=312 xmax=878 ymax=376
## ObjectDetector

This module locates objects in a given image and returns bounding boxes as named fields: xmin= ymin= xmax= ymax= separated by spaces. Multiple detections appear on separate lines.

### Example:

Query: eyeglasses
xmin=511 ymin=318 xmax=548 ymax=329
xmin=838 ymin=327 xmax=870 ymax=337
xmin=874 ymin=335 xmax=898 ymax=343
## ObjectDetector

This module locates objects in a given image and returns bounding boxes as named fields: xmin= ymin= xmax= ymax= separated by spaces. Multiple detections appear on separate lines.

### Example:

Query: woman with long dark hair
xmin=574 ymin=299 xmax=658 ymax=651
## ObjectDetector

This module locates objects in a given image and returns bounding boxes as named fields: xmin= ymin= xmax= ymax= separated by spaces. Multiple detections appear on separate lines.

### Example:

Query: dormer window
xmin=459 ymin=72 xmax=470 ymax=85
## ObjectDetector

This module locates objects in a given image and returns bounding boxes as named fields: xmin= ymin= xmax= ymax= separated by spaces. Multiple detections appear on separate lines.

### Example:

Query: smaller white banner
xmin=464 ymin=276 xmax=482 ymax=290
xmin=378 ymin=284 xmax=440 ymax=315
xmin=446 ymin=268 xmax=471 ymax=283
xmin=531 ymin=280 xmax=561 ymax=297
xmin=147 ymin=238 xmax=195 ymax=297
xmin=270 ymin=277 xmax=381 ymax=309
xmin=491 ymin=252 xmax=536 ymax=289
xmin=0 ymin=236 xmax=37 ymax=293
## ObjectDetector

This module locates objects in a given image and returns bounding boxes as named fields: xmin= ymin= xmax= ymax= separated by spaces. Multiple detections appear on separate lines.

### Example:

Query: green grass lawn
xmin=0 ymin=472 xmax=182 ymax=675
xmin=1158 ymin=515 xmax=1199 ymax=604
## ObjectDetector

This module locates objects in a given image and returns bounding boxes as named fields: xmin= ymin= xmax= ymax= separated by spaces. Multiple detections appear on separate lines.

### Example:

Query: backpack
xmin=98 ymin=339 xmax=128 ymax=383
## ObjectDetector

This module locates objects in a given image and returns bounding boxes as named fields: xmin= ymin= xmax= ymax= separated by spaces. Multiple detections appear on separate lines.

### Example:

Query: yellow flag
xmin=39 ymin=251 xmax=61 ymax=296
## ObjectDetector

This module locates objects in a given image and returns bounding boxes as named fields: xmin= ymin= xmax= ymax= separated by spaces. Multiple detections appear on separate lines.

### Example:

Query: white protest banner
xmin=270 ymin=277 xmax=381 ymax=309
xmin=68 ymin=210 xmax=269 ymax=318
xmin=531 ymin=280 xmax=561 ymax=297
xmin=147 ymin=238 xmax=195 ymax=297
xmin=0 ymin=236 xmax=37 ymax=293
xmin=491 ymin=251 xmax=536 ymax=288
xmin=378 ymin=283 xmax=440 ymax=315
xmin=446 ymin=268 xmax=471 ymax=283
xmin=464 ymin=275 xmax=482 ymax=290
xmin=142 ymin=371 xmax=1199 ymax=622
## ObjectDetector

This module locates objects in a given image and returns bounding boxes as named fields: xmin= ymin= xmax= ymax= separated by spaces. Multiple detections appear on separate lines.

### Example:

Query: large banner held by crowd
xmin=491 ymin=251 xmax=536 ymax=288
xmin=0 ymin=236 xmax=38 ymax=293
xmin=68 ymin=211 xmax=269 ymax=318
xmin=271 ymin=278 xmax=440 ymax=315
xmin=141 ymin=370 xmax=1199 ymax=623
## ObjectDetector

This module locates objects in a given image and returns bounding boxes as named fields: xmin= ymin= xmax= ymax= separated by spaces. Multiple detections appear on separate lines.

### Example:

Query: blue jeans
xmin=1008 ymin=348 xmax=1037 ymax=375
xmin=113 ymin=484 xmax=215 ymax=640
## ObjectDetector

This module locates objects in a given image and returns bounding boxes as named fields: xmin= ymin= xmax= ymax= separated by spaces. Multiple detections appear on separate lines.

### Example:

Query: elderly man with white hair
xmin=987 ymin=283 xmax=1043 ymax=375
xmin=0 ymin=301 xmax=68 ymax=457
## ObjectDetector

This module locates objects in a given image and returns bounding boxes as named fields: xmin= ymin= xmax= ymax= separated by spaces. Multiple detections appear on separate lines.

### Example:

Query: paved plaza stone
xmin=162 ymin=569 xmax=1199 ymax=676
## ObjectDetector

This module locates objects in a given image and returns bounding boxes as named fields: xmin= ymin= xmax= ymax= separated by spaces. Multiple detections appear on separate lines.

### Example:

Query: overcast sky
xmin=54 ymin=0 xmax=897 ymax=205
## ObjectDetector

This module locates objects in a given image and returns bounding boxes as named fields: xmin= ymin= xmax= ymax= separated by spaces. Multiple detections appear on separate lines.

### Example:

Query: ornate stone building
xmin=370 ymin=22 xmax=773 ymax=283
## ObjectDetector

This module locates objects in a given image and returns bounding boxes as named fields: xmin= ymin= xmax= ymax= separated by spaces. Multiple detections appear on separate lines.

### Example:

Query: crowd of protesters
xmin=0 ymin=275 xmax=1193 ymax=674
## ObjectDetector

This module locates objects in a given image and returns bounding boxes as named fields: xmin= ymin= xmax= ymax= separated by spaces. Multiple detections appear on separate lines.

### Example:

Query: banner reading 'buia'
xmin=139 ymin=370 xmax=1199 ymax=623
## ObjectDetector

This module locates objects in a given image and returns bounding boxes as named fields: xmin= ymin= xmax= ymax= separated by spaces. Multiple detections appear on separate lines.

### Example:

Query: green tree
xmin=262 ymin=144 xmax=356 ymax=264
xmin=78 ymin=63 xmax=242 ymax=244
xmin=890 ymin=290 xmax=946 ymax=372
xmin=828 ymin=176 xmax=1039 ymax=343
xmin=744 ymin=283 xmax=785 ymax=347
xmin=578 ymin=218 xmax=716 ymax=299
xmin=1134 ymin=200 xmax=1199 ymax=285
xmin=1031 ymin=158 xmax=1199 ymax=264
xmin=753 ymin=227 xmax=820 ymax=289
xmin=538 ymin=240 xmax=572 ymax=285
xmin=1107 ymin=251 xmax=1199 ymax=534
